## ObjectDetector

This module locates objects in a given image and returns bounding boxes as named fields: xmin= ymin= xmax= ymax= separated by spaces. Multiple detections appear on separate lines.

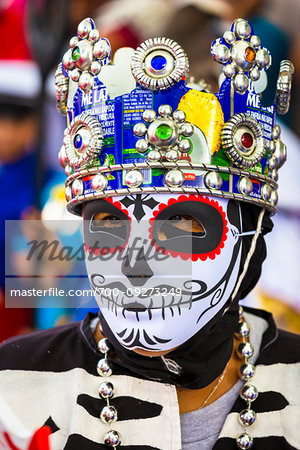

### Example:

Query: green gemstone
xmin=72 ymin=47 xmax=80 ymax=61
xmin=155 ymin=124 xmax=172 ymax=140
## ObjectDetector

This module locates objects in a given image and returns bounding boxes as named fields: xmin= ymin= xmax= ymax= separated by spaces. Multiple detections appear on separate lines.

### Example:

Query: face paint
xmin=84 ymin=194 xmax=242 ymax=352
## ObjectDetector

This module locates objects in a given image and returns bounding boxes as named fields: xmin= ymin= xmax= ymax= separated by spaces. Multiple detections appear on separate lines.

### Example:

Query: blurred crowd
xmin=1 ymin=0 xmax=300 ymax=341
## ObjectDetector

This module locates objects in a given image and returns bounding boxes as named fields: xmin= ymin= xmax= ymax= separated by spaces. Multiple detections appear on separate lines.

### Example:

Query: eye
xmin=158 ymin=215 xmax=205 ymax=241
xmin=91 ymin=213 xmax=123 ymax=230
xmin=73 ymin=127 xmax=92 ymax=154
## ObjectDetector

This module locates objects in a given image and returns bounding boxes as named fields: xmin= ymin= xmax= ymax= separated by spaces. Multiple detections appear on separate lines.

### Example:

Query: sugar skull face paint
xmin=84 ymin=193 xmax=242 ymax=352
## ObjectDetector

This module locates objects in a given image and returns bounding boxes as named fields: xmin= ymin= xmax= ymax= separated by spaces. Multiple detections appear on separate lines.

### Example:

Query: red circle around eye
xmin=84 ymin=196 xmax=131 ymax=256
xmin=148 ymin=195 xmax=228 ymax=262
xmin=241 ymin=132 xmax=253 ymax=149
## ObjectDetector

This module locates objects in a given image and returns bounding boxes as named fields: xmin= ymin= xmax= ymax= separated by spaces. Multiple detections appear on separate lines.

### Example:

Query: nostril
xmin=121 ymin=249 xmax=154 ymax=287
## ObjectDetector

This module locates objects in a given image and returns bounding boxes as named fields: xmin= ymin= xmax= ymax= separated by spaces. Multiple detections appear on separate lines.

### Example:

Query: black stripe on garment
xmin=63 ymin=434 xmax=160 ymax=450
xmin=229 ymin=391 xmax=289 ymax=413
xmin=77 ymin=394 xmax=163 ymax=420
xmin=213 ymin=436 xmax=298 ymax=449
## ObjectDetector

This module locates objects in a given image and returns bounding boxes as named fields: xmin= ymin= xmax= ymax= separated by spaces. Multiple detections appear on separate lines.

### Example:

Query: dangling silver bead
xmin=239 ymin=409 xmax=257 ymax=426
xmin=237 ymin=342 xmax=254 ymax=359
xmin=70 ymin=68 xmax=81 ymax=82
xmin=166 ymin=149 xmax=179 ymax=162
xmin=180 ymin=122 xmax=194 ymax=137
xmin=99 ymin=381 xmax=114 ymax=399
xmin=143 ymin=109 xmax=156 ymax=123
xmin=233 ymin=73 xmax=249 ymax=94
xmin=133 ymin=123 xmax=147 ymax=137
xmin=240 ymin=363 xmax=256 ymax=381
xmin=261 ymin=184 xmax=272 ymax=201
xmin=212 ymin=43 xmax=230 ymax=63
xmin=236 ymin=432 xmax=254 ymax=449
xmin=98 ymin=338 xmax=110 ymax=354
xmin=223 ymin=63 xmax=236 ymax=78
xmin=65 ymin=186 xmax=72 ymax=202
xmin=165 ymin=169 xmax=184 ymax=187
xmin=204 ymin=171 xmax=223 ymax=190
xmin=235 ymin=20 xmax=252 ymax=39
xmin=125 ymin=169 xmax=144 ymax=188
xmin=135 ymin=138 xmax=149 ymax=153
xmin=256 ymin=48 xmax=271 ymax=69
xmin=173 ymin=109 xmax=186 ymax=123
xmin=250 ymin=35 xmax=261 ymax=48
xmin=240 ymin=384 xmax=259 ymax=403
xmin=89 ymin=29 xmax=100 ymax=42
xmin=79 ymin=71 xmax=94 ymax=91
xmin=97 ymin=358 xmax=112 ymax=377
xmin=94 ymin=39 xmax=110 ymax=60
xmin=158 ymin=104 xmax=172 ymax=117
xmin=249 ymin=67 xmax=260 ymax=82
xmin=100 ymin=405 xmax=118 ymax=424
xmin=147 ymin=149 xmax=161 ymax=162
xmin=69 ymin=36 xmax=79 ymax=48
xmin=178 ymin=139 xmax=191 ymax=153
xmin=104 ymin=430 xmax=121 ymax=447
xmin=90 ymin=61 xmax=102 ymax=76
xmin=272 ymin=124 xmax=281 ymax=140
xmin=77 ymin=18 xmax=93 ymax=39
xmin=72 ymin=179 xmax=84 ymax=196
xmin=235 ymin=320 xmax=250 ymax=337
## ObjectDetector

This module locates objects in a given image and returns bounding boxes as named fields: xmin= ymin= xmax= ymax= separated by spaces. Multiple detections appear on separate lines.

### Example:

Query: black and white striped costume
xmin=0 ymin=308 xmax=299 ymax=449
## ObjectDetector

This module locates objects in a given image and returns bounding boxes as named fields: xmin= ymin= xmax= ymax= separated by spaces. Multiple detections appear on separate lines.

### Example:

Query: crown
xmin=55 ymin=17 xmax=294 ymax=216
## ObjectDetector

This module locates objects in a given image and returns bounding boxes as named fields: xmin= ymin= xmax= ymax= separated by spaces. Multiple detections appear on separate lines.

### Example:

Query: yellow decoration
xmin=178 ymin=90 xmax=224 ymax=155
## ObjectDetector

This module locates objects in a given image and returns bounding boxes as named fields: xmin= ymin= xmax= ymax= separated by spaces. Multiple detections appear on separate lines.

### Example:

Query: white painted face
xmin=84 ymin=193 xmax=242 ymax=352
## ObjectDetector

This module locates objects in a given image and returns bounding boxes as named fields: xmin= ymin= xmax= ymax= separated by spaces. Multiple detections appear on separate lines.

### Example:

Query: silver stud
xmin=269 ymin=140 xmax=276 ymax=154
xmin=223 ymin=30 xmax=236 ymax=45
xmin=147 ymin=149 xmax=161 ymax=162
xmin=178 ymin=139 xmax=191 ymax=153
xmin=158 ymin=104 xmax=172 ymax=117
xmin=237 ymin=342 xmax=254 ymax=359
xmin=104 ymin=430 xmax=121 ymax=447
xmin=165 ymin=169 xmax=184 ymax=187
xmin=92 ymin=174 xmax=108 ymax=192
xmin=236 ymin=432 xmax=254 ymax=449
xmin=249 ymin=67 xmax=260 ymax=81
xmin=99 ymin=381 xmax=114 ymax=399
xmin=235 ymin=320 xmax=250 ymax=337
xmin=212 ymin=43 xmax=230 ymax=64
xmin=233 ymin=73 xmax=249 ymax=94
xmin=65 ymin=165 xmax=73 ymax=177
xmin=100 ymin=405 xmax=118 ymax=424
xmin=261 ymin=184 xmax=272 ymax=201
xmin=223 ymin=63 xmax=236 ymax=78
xmin=240 ymin=363 xmax=256 ymax=380
xmin=65 ymin=186 xmax=72 ymax=202
xmin=270 ymin=169 xmax=278 ymax=182
xmin=72 ymin=179 xmax=83 ymax=196
xmin=204 ymin=171 xmax=223 ymax=190
xmin=273 ymin=140 xmax=287 ymax=168
xmin=77 ymin=18 xmax=93 ymax=39
xmin=240 ymin=384 xmax=258 ymax=403
xmin=238 ymin=177 xmax=253 ymax=195
xmin=268 ymin=156 xmax=277 ymax=170
xmin=256 ymin=48 xmax=271 ymax=69
xmin=94 ymin=39 xmax=110 ymax=60
xmin=79 ymin=72 xmax=94 ymax=91
xmin=250 ymin=35 xmax=261 ymax=48
xmin=180 ymin=122 xmax=194 ymax=137
xmin=90 ymin=61 xmax=101 ymax=75
xmin=166 ymin=149 xmax=179 ymax=161
xmin=143 ymin=109 xmax=156 ymax=123
xmin=272 ymin=124 xmax=281 ymax=140
xmin=270 ymin=189 xmax=278 ymax=206
xmin=71 ymin=68 xmax=81 ymax=82
xmin=62 ymin=49 xmax=74 ymax=70
xmin=89 ymin=28 xmax=100 ymax=43
xmin=69 ymin=36 xmax=79 ymax=48
xmin=133 ymin=123 xmax=147 ymax=137
xmin=125 ymin=170 xmax=144 ymax=188
xmin=135 ymin=139 xmax=149 ymax=153
xmin=235 ymin=20 xmax=252 ymax=39
xmin=98 ymin=337 xmax=110 ymax=354
xmin=239 ymin=409 xmax=257 ymax=426
xmin=97 ymin=358 xmax=112 ymax=377
xmin=173 ymin=110 xmax=186 ymax=123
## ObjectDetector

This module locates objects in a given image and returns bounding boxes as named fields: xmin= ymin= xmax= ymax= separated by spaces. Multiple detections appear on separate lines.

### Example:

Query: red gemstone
xmin=241 ymin=132 xmax=253 ymax=149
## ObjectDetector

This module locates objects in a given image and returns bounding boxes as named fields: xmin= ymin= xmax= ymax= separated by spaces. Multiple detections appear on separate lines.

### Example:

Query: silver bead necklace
xmin=95 ymin=305 xmax=259 ymax=449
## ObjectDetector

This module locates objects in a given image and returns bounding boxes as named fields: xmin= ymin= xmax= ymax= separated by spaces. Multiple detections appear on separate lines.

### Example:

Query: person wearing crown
xmin=0 ymin=17 xmax=299 ymax=450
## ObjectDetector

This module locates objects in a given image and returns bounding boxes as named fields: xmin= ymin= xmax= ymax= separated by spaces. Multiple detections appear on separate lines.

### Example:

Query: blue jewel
xmin=74 ymin=133 xmax=82 ymax=149
xmin=151 ymin=55 xmax=167 ymax=71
